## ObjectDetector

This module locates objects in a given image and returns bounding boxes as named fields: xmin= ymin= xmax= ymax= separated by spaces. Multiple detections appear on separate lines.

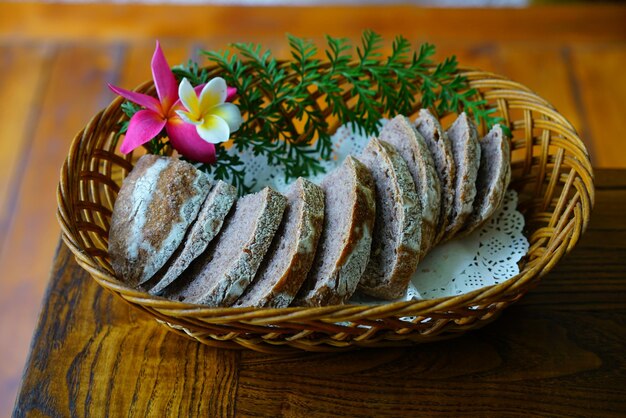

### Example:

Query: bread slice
xmin=109 ymin=155 xmax=210 ymax=286
xmin=295 ymin=156 xmax=376 ymax=306
xmin=462 ymin=124 xmax=511 ymax=235
xmin=414 ymin=109 xmax=456 ymax=246
xmin=235 ymin=178 xmax=325 ymax=308
xmin=379 ymin=115 xmax=440 ymax=258
xmin=145 ymin=180 xmax=237 ymax=295
xmin=444 ymin=112 xmax=481 ymax=239
xmin=357 ymin=138 xmax=421 ymax=300
xmin=161 ymin=187 xmax=286 ymax=307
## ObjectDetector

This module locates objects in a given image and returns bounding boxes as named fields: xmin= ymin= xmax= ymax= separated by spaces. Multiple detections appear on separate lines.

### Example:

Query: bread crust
xmin=379 ymin=115 xmax=440 ymax=259
xmin=414 ymin=109 xmax=456 ymax=247
xmin=162 ymin=187 xmax=287 ymax=307
xmin=358 ymin=139 xmax=421 ymax=300
xmin=109 ymin=155 xmax=210 ymax=286
xmin=235 ymin=178 xmax=325 ymax=308
xmin=145 ymin=180 xmax=237 ymax=295
xmin=462 ymin=124 xmax=511 ymax=235
xmin=297 ymin=156 xmax=376 ymax=306
xmin=444 ymin=112 xmax=481 ymax=240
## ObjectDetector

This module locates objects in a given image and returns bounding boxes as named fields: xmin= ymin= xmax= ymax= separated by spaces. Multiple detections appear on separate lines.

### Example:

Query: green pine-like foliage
xmin=123 ymin=31 xmax=503 ymax=195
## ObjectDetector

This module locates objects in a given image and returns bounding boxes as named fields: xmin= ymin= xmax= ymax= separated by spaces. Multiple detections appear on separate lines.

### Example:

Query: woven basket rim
xmin=56 ymin=65 xmax=594 ymax=328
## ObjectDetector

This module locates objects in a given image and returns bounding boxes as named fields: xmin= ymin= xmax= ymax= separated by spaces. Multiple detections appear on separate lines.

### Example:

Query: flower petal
xmin=226 ymin=86 xmax=237 ymax=102
xmin=166 ymin=117 xmax=216 ymax=164
xmin=178 ymin=78 xmax=200 ymax=118
xmin=176 ymin=83 xmax=236 ymax=111
xmin=108 ymin=84 xmax=161 ymax=113
xmin=120 ymin=110 xmax=166 ymax=154
xmin=199 ymin=77 xmax=227 ymax=111
xmin=151 ymin=41 xmax=178 ymax=111
xmin=211 ymin=103 xmax=243 ymax=132
xmin=197 ymin=115 xmax=230 ymax=144
xmin=175 ymin=110 xmax=202 ymax=125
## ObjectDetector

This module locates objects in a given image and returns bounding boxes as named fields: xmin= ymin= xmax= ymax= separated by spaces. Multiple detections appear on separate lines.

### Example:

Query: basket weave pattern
xmin=57 ymin=67 xmax=594 ymax=353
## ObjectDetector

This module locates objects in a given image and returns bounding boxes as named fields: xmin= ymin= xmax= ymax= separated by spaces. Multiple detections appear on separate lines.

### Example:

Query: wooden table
xmin=2 ymin=3 xmax=626 ymax=416
xmin=12 ymin=170 xmax=626 ymax=416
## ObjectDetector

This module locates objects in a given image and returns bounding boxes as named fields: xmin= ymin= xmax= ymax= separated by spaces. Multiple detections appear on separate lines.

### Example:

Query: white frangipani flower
xmin=176 ymin=77 xmax=243 ymax=144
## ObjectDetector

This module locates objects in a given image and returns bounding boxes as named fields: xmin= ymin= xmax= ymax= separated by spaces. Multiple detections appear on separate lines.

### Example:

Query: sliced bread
xmin=295 ymin=156 xmax=376 ymax=306
xmin=414 ymin=109 xmax=456 ymax=246
xmin=379 ymin=115 xmax=441 ymax=258
xmin=357 ymin=138 xmax=421 ymax=300
xmin=109 ymin=155 xmax=210 ymax=286
xmin=462 ymin=124 xmax=511 ymax=235
xmin=235 ymin=178 xmax=325 ymax=308
xmin=145 ymin=180 xmax=237 ymax=295
xmin=444 ymin=112 xmax=481 ymax=239
xmin=161 ymin=187 xmax=287 ymax=307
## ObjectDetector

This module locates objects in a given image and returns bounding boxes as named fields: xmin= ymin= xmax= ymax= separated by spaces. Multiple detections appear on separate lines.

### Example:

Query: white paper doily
xmin=229 ymin=122 xmax=378 ymax=194
xmin=405 ymin=188 xmax=527 ymax=300
xmin=214 ymin=121 xmax=528 ymax=302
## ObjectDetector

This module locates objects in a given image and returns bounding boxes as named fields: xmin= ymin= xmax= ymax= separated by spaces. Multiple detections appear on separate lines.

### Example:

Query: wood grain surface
xmin=1 ymin=3 xmax=626 ymax=416
xmin=12 ymin=169 xmax=626 ymax=417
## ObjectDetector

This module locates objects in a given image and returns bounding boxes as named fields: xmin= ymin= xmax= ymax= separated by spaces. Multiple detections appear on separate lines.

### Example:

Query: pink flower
xmin=108 ymin=41 xmax=238 ymax=164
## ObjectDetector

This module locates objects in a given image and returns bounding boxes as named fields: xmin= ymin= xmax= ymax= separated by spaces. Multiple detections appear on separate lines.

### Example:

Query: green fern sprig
xmin=122 ymin=31 xmax=504 ymax=194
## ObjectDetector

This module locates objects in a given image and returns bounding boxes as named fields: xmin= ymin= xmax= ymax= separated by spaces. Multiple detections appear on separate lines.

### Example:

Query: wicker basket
xmin=57 ymin=67 xmax=594 ymax=353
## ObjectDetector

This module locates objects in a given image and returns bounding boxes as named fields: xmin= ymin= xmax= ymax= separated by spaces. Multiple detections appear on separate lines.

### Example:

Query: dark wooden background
xmin=13 ymin=171 xmax=626 ymax=416
xmin=1 ymin=3 xmax=625 ymax=416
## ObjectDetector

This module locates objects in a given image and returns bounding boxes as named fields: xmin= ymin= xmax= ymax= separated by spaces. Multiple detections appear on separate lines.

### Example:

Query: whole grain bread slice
xmin=414 ymin=109 xmax=456 ymax=246
xmin=461 ymin=124 xmax=511 ymax=235
xmin=295 ymin=156 xmax=376 ymax=306
xmin=357 ymin=138 xmax=421 ymax=300
xmin=444 ymin=112 xmax=481 ymax=240
xmin=161 ymin=187 xmax=287 ymax=307
xmin=145 ymin=180 xmax=237 ymax=295
xmin=379 ymin=115 xmax=440 ymax=258
xmin=235 ymin=178 xmax=325 ymax=308
xmin=109 ymin=155 xmax=210 ymax=287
